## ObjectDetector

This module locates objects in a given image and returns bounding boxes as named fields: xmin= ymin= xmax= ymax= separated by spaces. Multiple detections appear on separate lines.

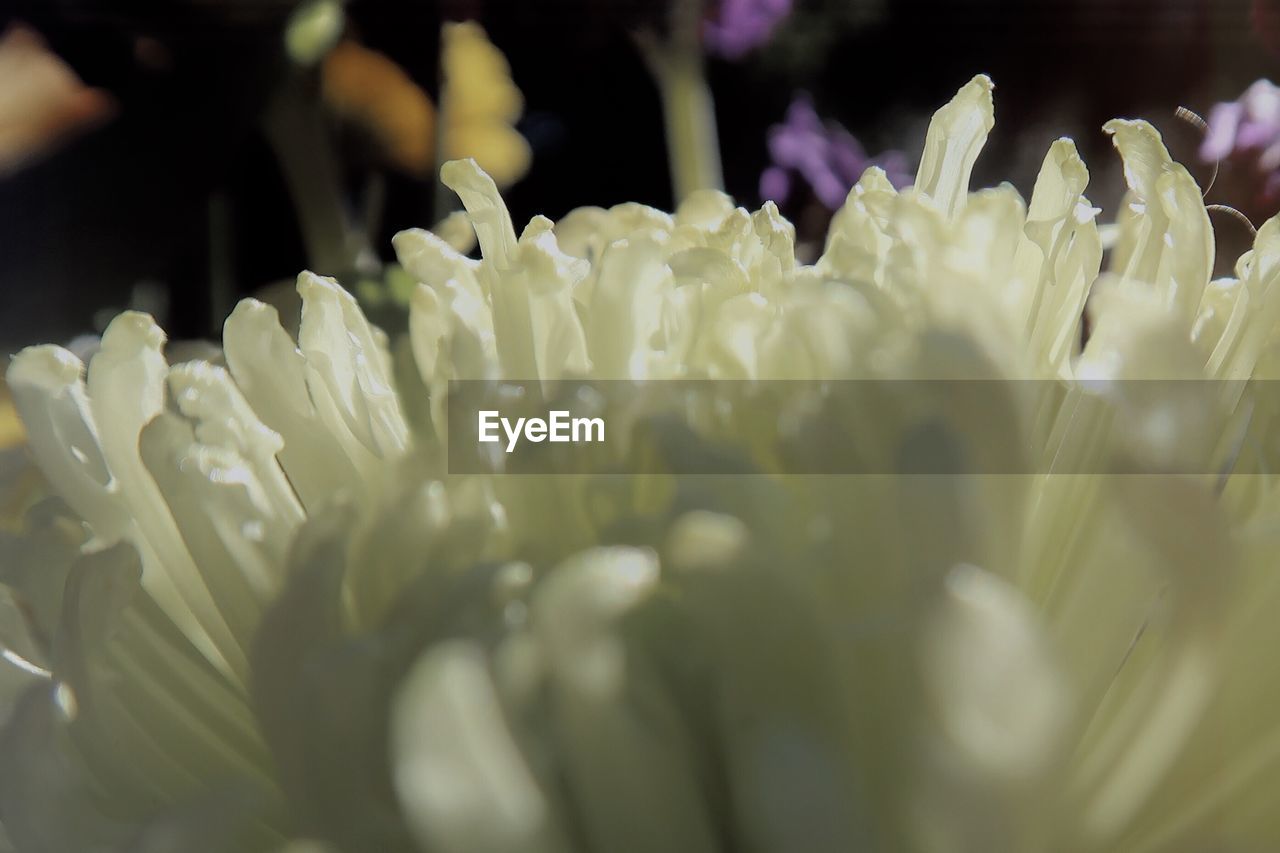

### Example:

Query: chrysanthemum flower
xmin=4 ymin=74 xmax=1280 ymax=853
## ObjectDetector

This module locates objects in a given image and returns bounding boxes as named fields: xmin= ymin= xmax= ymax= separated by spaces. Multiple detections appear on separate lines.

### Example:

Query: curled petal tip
xmin=964 ymin=73 xmax=995 ymax=94
xmin=227 ymin=297 xmax=277 ymax=323
xmin=7 ymin=344 xmax=84 ymax=388
xmin=440 ymin=157 xmax=489 ymax=190
xmin=296 ymin=270 xmax=346 ymax=299
xmin=390 ymin=228 xmax=423 ymax=255
xmin=1049 ymin=137 xmax=1080 ymax=156
xmin=1103 ymin=118 xmax=1162 ymax=141
xmin=101 ymin=310 xmax=165 ymax=351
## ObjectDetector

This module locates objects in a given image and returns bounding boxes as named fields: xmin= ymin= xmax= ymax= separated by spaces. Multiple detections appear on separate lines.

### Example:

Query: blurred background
xmin=0 ymin=0 xmax=1270 ymax=354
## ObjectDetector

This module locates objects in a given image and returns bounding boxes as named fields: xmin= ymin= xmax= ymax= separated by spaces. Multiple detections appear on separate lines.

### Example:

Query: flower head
xmin=322 ymin=21 xmax=529 ymax=185
xmin=761 ymin=93 xmax=912 ymax=210
xmin=3 ymin=75 xmax=1280 ymax=853
xmin=702 ymin=0 xmax=793 ymax=59
xmin=1202 ymin=79 xmax=1280 ymax=160
xmin=1200 ymin=79 xmax=1280 ymax=200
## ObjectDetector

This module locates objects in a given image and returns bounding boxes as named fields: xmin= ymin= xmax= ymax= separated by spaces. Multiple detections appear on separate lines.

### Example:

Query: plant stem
xmin=655 ymin=49 xmax=724 ymax=203
xmin=432 ymin=18 xmax=458 ymax=225
xmin=263 ymin=72 xmax=361 ymax=278
xmin=639 ymin=0 xmax=724 ymax=205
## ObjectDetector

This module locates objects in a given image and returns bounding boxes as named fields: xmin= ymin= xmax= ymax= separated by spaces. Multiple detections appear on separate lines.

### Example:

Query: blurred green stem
xmin=264 ymin=73 xmax=360 ymax=278
xmin=639 ymin=0 xmax=724 ymax=204
xmin=432 ymin=18 xmax=458 ymax=226
xmin=655 ymin=50 xmax=724 ymax=203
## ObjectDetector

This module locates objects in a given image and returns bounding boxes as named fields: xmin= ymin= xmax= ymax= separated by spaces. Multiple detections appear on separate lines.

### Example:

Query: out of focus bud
xmin=285 ymin=0 xmax=345 ymax=67
xmin=0 ymin=24 xmax=114 ymax=176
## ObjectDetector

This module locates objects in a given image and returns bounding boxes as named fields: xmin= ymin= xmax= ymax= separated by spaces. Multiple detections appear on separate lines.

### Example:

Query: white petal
xmin=921 ymin=564 xmax=1072 ymax=783
xmin=586 ymin=235 xmax=673 ymax=379
xmin=86 ymin=313 xmax=247 ymax=680
xmin=440 ymin=159 xmax=518 ymax=269
xmin=915 ymin=75 xmax=995 ymax=219
xmin=296 ymin=272 xmax=410 ymax=458
xmin=6 ymin=346 xmax=129 ymax=544
xmin=224 ymin=295 xmax=378 ymax=510
xmin=391 ymin=640 xmax=562 ymax=853
xmin=167 ymin=361 xmax=304 ymax=529
xmin=1104 ymin=120 xmax=1212 ymax=323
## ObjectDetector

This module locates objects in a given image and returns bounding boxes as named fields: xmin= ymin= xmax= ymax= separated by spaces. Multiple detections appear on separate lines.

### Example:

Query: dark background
xmin=0 ymin=0 xmax=1266 ymax=350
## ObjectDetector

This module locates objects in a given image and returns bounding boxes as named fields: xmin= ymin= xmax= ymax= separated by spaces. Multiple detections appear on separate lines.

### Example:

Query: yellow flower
xmin=322 ymin=22 xmax=529 ymax=186
xmin=440 ymin=22 xmax=531 ymax=189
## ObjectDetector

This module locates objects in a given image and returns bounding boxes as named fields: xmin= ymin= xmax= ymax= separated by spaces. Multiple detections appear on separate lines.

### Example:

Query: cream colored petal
xmin=391 ymin=640 xmax=565 ymax=853
xmin=6 ymin=346 xmax=129 ymax=543
xmin=86 ymin=312 xmax=247 ymax=681
xmin=167 ymin=361 xmax=304 ymax=530
xmin=586 ymin=234 xmax=673 ymax=379
xmin=818 ymin=166 xmax=898 ymax=285
xmin=521 ymin=547 xmax=722 ymax=852
xmin=489 ymin=224 xmax=590 ymax=379
xmin=223 ymin=298 xmax=365 ymax=511
xmin=1012 ymin=139 xmax=1102 ymax=373
xmin=1104 ymin=120 xmax=1212 ymax=324
xmin=922 ymin=564 xmax=1072 ymax=782
xmin=296 ymin=272 xmax=410 ymax=461
xmin=915 ymin=75 xmax=995 ymax=220
xmin=440 ymin=158 xmax=518 ymax=269
xmin=392 ymin=226 xmax=483 ymax=295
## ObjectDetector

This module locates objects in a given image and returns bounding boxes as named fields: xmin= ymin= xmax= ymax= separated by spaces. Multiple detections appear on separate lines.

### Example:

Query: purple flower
xmin=760 ymin=94 xmax=913 ymax=210
xmin=702 ymin=0 xmax=793 ymax=60
xmin=1201 ymin=79 xmax=1280 ymax=198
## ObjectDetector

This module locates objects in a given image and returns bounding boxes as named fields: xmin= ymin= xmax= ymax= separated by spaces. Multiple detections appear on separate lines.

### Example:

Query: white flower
xmin=3 ymin=75 xmax=1280 ymax=853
